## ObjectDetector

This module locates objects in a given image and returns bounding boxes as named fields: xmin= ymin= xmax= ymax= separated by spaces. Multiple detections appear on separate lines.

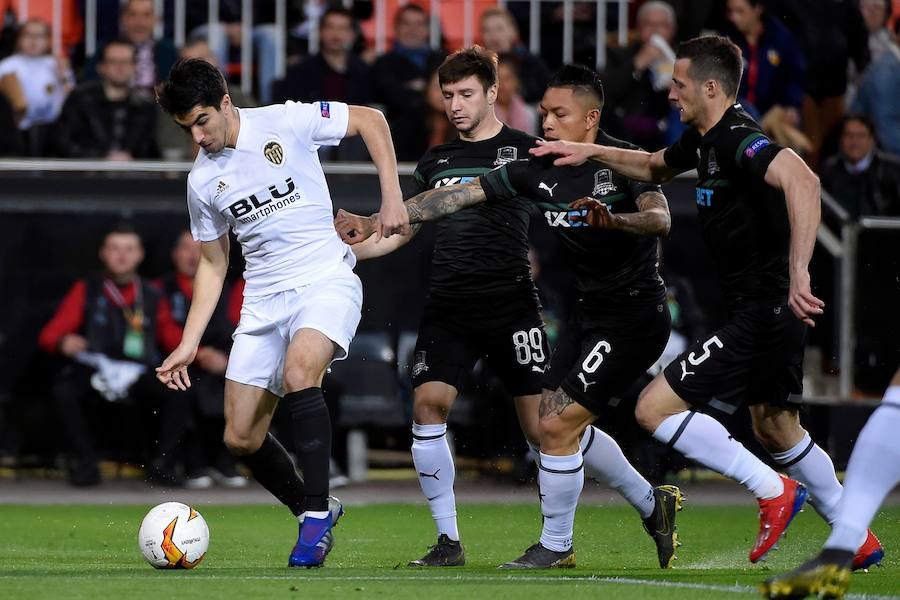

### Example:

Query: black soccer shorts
xmin=543 ymin=299 xmax=671 ymax=416
xmin=411 ymin=292 xmax=549 ymax=397
xmin=663 ymin=301 xmax=806 ymax=416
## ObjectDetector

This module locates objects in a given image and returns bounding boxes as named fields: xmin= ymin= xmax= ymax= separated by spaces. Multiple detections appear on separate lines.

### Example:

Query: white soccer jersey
xmin=187 ymin=101 xmax=356 ymax=297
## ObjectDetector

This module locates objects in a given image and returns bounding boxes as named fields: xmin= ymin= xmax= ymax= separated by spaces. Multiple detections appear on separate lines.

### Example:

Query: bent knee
xmin=412 ymin=392 xmax=453 ymax=424
xmin=538 ymin=416 xmax=578 ymax=450
xmin=223 ymin=429 xmax=263 ymax=456
xmin=282 ymin=364 xmax=321 ymax=392
xmin=634 ymin=394 xmax=662 ymax=433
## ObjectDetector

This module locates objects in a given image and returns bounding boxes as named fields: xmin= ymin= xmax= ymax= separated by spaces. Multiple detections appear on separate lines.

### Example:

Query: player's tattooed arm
xmin=569 ymin=191 xmax=670 ymax=236
xmin=405 ymin=181 xmax=487 ymax=224
xmin=334 ymin=209 xmax=421 ymax=259
xmin=538 ymin=388 xmax=577 ymax=419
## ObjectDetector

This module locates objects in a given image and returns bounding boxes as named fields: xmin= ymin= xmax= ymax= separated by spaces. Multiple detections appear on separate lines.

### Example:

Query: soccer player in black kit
xmin=532 ymin=36 xmax=883 ymax=569
xmin=340 ymin=63 xmax=683 ymax=569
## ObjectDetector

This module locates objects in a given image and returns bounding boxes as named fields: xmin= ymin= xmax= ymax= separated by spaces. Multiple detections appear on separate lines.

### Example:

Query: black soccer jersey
xmin=663 ymin=104 xmax=788 ymax=307
xmin=479 ymin=131 xmax=666 ymax=306
xmin=409 ymin=126 xmax=537 ymax=298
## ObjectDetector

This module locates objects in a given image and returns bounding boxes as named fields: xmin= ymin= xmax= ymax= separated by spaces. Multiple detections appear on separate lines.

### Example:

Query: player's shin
xmin=538 ymin=452 xmax=584 ymax=552
xmin=581 ymin=425 xmax=655 ymax=518
xmin=411 ymin=422 xmax=459 ymax=541
xmin=239 ymin=432 xmax=306 ymax=516
xmin=283 ymin=388 xmax=332 ymax=515
xmin=771 ymin=431 xmax=843 ymax=525
xmin=653 ymin=411 xmax=783 ymax=499
xmin=825 ymin=387 xmax=900 ymax=553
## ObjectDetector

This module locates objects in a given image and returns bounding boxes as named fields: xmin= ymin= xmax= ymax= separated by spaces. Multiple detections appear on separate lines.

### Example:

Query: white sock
xmin=771 ymin=432 xmax=843 ymax=524
xmin=581 ymin=426 xmax=655 ymax=519
xmin=538 ymin=451 xmax=584 ymax=552
xmin=299 ymin=510 xmax=329 ymax=521
xmin=654 ymin=411 xmax=784 ymax=500
xmin=411 ymin=422 xmax=459 ymax=541
xmin=825 ymin=388 xmax=900 ymax=552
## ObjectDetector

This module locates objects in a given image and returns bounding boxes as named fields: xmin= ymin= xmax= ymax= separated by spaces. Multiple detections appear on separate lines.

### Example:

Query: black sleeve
xmin=629 ymin=178 xmax=663 ymax=200
xmin=662 ymin=128 xmax=701 ymax=170
xmin=478 ymin=159 xmax=532 ymax=203
xmin=404 ymin=164 xmax=430 ymax=200
xmin=727 ymin=129 xmax=784 ymax=180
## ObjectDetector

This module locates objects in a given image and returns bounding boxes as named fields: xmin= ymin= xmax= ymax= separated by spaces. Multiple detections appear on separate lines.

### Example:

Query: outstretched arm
xmin=405 ymin=180 xmax=487 ymax=223
xmin=346 ymin=105 xmax=409 ymax=238
xmin=764 ymin=148 xmax=825 ymax=327
xmin=570 ymin=191 xmax=671 ymax=236
xmin=334 ymin=209 xmax=421 ymax=260
xmin=530 ymin=140 xmax=681 ymax=183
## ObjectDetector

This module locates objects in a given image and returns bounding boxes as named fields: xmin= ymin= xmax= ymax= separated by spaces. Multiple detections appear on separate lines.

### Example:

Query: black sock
xmin=240 ymin=433 xmax=305 ymax=516
xmin=283 ymin=387 xmax=331 ymax=513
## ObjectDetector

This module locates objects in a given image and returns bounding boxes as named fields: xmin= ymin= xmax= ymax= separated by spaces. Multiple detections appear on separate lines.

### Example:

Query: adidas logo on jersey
xmin=214 ymin=180 xmax=229 ymax=200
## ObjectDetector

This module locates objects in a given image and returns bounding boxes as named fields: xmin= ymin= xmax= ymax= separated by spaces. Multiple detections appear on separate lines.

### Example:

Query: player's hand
xmin=195 ymin=347 xmax=228 ymax=375
xmin=155 ymin=343 xmax=197 ymax=391
xmin=569 ymin=197 xmax=619 ymax=229
xmin=334 ymin=209 xmax=379 ymax=244
xmin=378 ymin=197 xmax=410 ymax=238
xmin=788 ymin=269 xmax=824 ymax=327
xmin=529 ymin=139 xmax=597 ymax=166
xmin=59 ymin=333 xmax=88 ymax=357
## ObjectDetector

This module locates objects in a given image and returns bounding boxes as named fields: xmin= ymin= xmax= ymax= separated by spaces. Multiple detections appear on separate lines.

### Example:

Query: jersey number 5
xmin=688 ymin=335 xmax=724 ymax=366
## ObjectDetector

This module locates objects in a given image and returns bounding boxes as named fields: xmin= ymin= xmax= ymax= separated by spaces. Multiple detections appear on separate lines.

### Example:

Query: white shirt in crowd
xmin=187 ymin=100 xmax=356 ymax=298
xmin=0 ymin=54 xmax=72 ymax=129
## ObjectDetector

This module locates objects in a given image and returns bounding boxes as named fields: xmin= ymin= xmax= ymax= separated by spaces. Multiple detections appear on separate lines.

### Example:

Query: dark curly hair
xmin=156 ymin=58 xmax=228 ymax=116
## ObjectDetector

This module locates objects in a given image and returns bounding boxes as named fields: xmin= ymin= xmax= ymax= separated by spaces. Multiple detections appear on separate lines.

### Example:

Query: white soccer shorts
xmin=225 ymin=265 xmax=362 ymax=397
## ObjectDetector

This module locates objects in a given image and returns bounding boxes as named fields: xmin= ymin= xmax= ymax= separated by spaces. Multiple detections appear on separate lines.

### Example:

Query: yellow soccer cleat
xmin=760 ymin=549 xmax=853 ymax=599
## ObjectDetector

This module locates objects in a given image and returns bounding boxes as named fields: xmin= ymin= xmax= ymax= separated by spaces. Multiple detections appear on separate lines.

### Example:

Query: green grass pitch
xmin=2 ymin=503 xmax=898 ymax=599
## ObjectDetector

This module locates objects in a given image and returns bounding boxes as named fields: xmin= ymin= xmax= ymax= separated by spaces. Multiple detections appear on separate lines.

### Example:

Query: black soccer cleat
xmin=498 ymin=543 xmax=575 ymax=569
xmin=408 ymin=534 xmax=466 ymax=567
xmin=760 ymin=548 xmax=854 ymax=599
xmin=642 ymin=484 xmax=685 ymax=569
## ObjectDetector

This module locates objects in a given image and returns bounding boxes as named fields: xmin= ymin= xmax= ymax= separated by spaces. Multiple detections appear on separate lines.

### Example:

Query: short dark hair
xmin=395 ymin=3 xmax=426 ymax=25
xmin=438 ymin=46 xmax=498 ymax=91
xmin=104 ymin=222 xmax=141 ymax=241
xmin=841 ymin=113 xmax=876 ymax=137
xmin=320 ymin=6 xmax=354 ymax=29
xmin=676 ymin=35 xmax=743 ymax=98
xmin=157 ymin=58 xmax=228 ymax=116
xmin=100 ymin=38 xmax=135 ymax=62
xmin=547 ymin=64 xmax=605 ymax=111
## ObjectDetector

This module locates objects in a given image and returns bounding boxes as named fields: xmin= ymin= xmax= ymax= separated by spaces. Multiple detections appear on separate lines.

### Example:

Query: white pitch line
xmin=1 ymin=573 xmax=897 ymax=599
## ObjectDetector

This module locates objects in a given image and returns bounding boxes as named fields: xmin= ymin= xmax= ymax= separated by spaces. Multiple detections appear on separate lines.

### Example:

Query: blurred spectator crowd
xmin=0 ymin=0 xmax=894 ymax=199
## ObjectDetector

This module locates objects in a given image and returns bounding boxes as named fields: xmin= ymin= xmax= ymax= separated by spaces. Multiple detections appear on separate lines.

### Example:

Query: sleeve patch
xmin=319 ymin=101 xmax=331 ymax=118
xmin=739 ymin=135 xmax=771 ymax=160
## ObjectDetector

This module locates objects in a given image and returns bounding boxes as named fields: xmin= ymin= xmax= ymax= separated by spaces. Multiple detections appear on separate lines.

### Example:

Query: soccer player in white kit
xmin=154 ymin=58 xmax=409 ymax=568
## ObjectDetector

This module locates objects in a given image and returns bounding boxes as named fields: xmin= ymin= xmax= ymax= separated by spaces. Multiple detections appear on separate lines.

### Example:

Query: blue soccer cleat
xmin=289 ymin=512 xmax=335 ymax=568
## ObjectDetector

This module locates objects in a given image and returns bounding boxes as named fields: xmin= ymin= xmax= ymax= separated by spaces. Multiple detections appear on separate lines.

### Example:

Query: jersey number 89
xmin=513 ymin=328 xmax=546 ymax=365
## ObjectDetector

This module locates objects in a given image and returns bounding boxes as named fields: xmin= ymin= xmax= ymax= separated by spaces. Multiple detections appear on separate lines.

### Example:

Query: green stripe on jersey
xmin=735 ymin=132 xmax=765 ymax=162
xmin=429 ymin=167 xmax=493 ymax=183
xmin=498 ymin=166 xmax=516 ymax=195
xmin=697 ymin=179 xmax=732 ymax=188
xmin=537 ymin=193 xmax=628 ymax=211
